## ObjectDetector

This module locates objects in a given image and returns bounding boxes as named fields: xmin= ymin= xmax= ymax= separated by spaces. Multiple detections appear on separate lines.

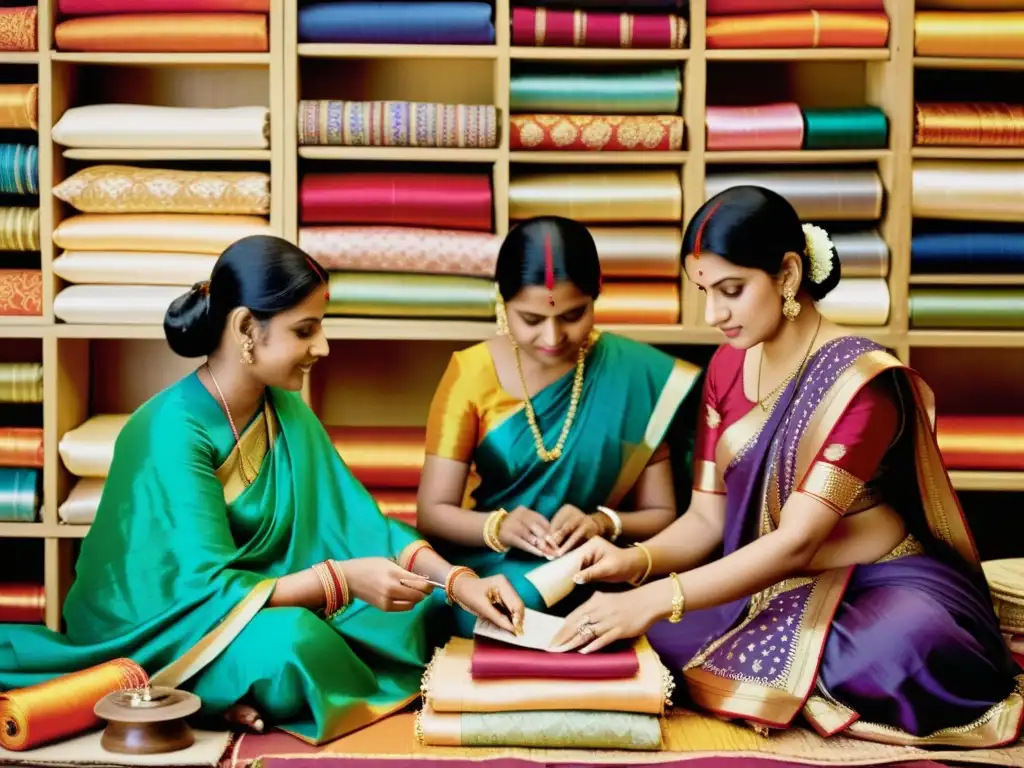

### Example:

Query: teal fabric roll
xmin=0 ymin=144 xmax=38 ymax=196
xmin=0 ymin=467 xmax=39 ymax=522
xmin=510 ymin=67 xmax=682 ymax=115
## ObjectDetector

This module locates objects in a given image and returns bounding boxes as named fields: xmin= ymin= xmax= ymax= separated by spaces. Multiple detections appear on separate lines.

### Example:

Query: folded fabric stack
xmin=511 ymin=3 xmax=687 ymax=50
xmin=0 ymin=362 xmax=43 ymax=526
xmin=981 ymin=559 xmax=1024 ymax=657
xmin=915 ymin=3 xmax=1024 ymax=60
xmin=298 ymin=171 xmax=500 ymax=321
xmin=706 ymin=0 xmax=890 ymax=49
xmin=0 ymin=6 xmax=37 ymax=52
xmin=706 ymin=102 xmax=888 ymax=151
xmin=54 ymin=0 xmax=270 ymax=53
xmin=49 ymin=164 xmax=271 ymax=324
xmin=418 ymin=636 xmax=669 ymax=749
xmin=510 ymin=169 xmax=683 ymax=324
xmin=298 ymin=1 xmax=495 ymax=45
xmin=509 ymin=65 xmax=684 ymax=153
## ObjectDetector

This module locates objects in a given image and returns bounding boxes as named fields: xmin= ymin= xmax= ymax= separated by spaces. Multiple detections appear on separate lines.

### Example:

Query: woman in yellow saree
xmin=417 ymin=216 xmax=704 ymax=636
xmin=551 ymin=187 xmax=1023 ymax=748
xmin=0 ymin=235 xmax=524 ymax=745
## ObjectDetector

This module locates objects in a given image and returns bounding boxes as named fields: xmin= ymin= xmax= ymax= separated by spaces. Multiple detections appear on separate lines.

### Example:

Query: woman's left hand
xmin=550 ymin=588 xmax=662 ymax=653
xmin=548 ymin=504 xmax=605 ymax=556
xmin=452 ymin=574 xmax=525 ymax=635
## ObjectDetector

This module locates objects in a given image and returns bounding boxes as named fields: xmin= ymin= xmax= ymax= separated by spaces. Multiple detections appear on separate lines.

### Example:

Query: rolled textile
xmin=373 ymin=489 xmax=417 ymax=527
xmin=54 ymin=13 xmax=269 ymax=53
xmin=471 ymin=639 xmax=639 ymax=680
xmin=803 ymin=107 xmax=889 ymax=150
xmin=298 ymin=2 xmax=495 ymax=44
xmin=59 ymin=0 xmax=270 ymax=12
xmin=982 ymin=559 xmax=1024 ymax=635
xmin=0 ymin=584 xmax=44 ymax=624
xmin=936 ymin=415 xmax=1024 ymax=472
xmin=0 ymin=270 xmax=42 ymax=317
xmin=595 ymin=281 xmax=680 ymax=325
xmin=58 ymin=478 xmax=103 ymax=525
xmin=0 ymin=427 xmax=44 ymax=468
xmin=912 ymin=229 xmax=1024 ymax=274
xmin=52 ymin=252 xmax=217 ymax=286
xmin=297 ymin=100 xmax=499 ymax=149
xmin=300 ymin=226 xmax=498 ymax=278
xmin=508 ymin=0 xmax=681 ymax=7
xmin=0 ymin=659 xmax=148 ymax=752
xmin=0 ymin=363 xmax=42 ymax=403
xmin=326 ymin=272 xmax=496 ymax=319
xmin=705 ymin=170 xmax=883 ymax=221
xmin=53 ymin=166 xmax=270 ymax=216
xmin=709 ymin=0 xmax=884 ymax=11
xmin=590 ymin=227 xmax=682 ymax=279
xmin=53 ymin=213 xmax=271 ymax=253
xmin=0 ymin=84 xmax=37 ymax=131
xmin=0 ymin=7 xmax=36 ymax=52
xmin=0 ymin=467 xmax=39 ymax=522
xmin=0 ymin=207 xmax=39 ymax=251
xmin=299 ymin=173 xmax=493 ymax=231
xmin=509 ymin=68 xmax=681 ymax=115
xmin=417 ymin=705 xmax=663 ymax=750
xmin=52 ymin=104 xmax=270 ymax=149
xmin=815 ymin=278 xmax=890 ymax=326
xmin=705 ymin=103 xmax=804 ymax=151
xmin=0 ymin=145 xmax=37 ymax=196
xmin=910 ymin=287 xmax=1024 ymax=330
xmin=915 ymin=103 xmax=1024 ymax=147
xmin=706 ymin=11 xmax=890 ymax=49
xmin=54 ymin=285 xmax=187 ymax=325
xmin=915 ymin=12 xmax=1024 ymax=58
xmin=511 ymin=8 xmax=687 ymax=49
xmin=831 ymin=230 xmax=889 ymax=277
xmin=423 ymin=636 xmax=670 ymax=714
xmin=509 ymin=170 xmax=681 ymax=223
xmin=912 ymin=161 xmax=1024 ymax=222
xmin=326 ymin=426 xmax=425 ymax=489
xmin=58 ymin=414 xmax=128 ymax=478
xmin=511 ymin=115 xmax=684 ymax=152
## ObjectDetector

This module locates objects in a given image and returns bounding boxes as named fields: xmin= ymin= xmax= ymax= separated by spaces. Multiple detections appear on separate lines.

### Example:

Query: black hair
xmin=494 ymin=216 xmax=602 ymax=301
xmin=683 ymin=185 xmax=841 ymax=302
xmin=164 ymin=234 xmax=328 ymax=358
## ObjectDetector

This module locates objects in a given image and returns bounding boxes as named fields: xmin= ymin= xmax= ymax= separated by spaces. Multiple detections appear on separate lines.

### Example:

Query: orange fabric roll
xmin=0 ymin=84 xmax=37 ymax=131
xmin=915 ymin=11 xmax=1024 ymax=59
xmin=915 ymin=102 xmax=1024 ymax=147
xmin=328 ymin=427 xmax=426 ymax=489
xmin=0 ymin=7 xmax=37 ymax=52
xmin=594 ymin=281 xmax=680 ymax=325
xmin=0 ymin=270 xmax=42 ymax=317
xmin=936 ymin=415 xmax=1024 ymax=472
xmin=0 ymin=427 xmax=43 ymax=468
xmin=0 ymin=659 xmax=148 ymax=751
xmin=373 ymin=490 xmax=418 ymax=527
xmin=0 ymin=584 xmax=44 ymax=623
xmin=54 ymin=13 xmax=269 ymax=52
xmin=706 ymin=11 xmax=890 ymax=48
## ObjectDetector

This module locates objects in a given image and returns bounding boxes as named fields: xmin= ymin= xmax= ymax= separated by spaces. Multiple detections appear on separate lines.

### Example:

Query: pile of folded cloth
xmin=417 ymin=630 xmax=672 ymax=750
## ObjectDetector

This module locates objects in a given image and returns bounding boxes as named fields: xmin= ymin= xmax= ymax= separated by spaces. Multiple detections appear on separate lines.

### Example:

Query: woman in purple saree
xmin=551 ymin=187 xmax=1023 ymax=748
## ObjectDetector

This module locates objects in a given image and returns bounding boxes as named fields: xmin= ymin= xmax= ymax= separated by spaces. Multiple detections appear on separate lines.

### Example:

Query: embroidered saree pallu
xmin=297 ymin=100 xmax=499 ymax=149
xmin=511 ymin=8 xmax=687 ymax=49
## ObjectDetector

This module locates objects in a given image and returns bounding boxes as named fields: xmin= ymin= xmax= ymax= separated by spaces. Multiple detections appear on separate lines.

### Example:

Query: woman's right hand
xmin=337 ymin=557 xmax=434 ymax=612
xmin=571 ymin=537 xmax=647 ymax=585
xmin=498 ymin=506 xmax=557 ymax=559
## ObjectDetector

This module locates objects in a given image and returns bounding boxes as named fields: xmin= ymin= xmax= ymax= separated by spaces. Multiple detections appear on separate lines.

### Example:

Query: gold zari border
xmin=216 ymin=400 xmax=278 ymax=505
xmin=693 ymin=459 xmax=725 ymax=495
xmin=798 ymin=461 xmax=863 ymax=516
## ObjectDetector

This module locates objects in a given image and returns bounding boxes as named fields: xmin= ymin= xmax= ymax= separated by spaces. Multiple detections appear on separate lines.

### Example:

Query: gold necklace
xmin=206 ymin=364 xmax=259 ymax=486
xmin=513 ymin=335 xmax=591 ymax=462
xmin=755 ymin=315 xmax=821 ymax=412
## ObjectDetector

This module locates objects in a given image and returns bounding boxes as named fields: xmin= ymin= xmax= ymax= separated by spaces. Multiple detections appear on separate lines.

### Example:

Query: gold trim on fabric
xmin=216 ymin=402 xmax=278 ymax=505
xmin=693 ymin=459 xmax=725 ymax=495
xmin=716 ymin=397 xmax=774 ymax=475
xmin=605 ymin=358 xmax=702 ymax=509
xmin=798 ymin=461 xmax=864 ymax=516
xmin=279 ymin=693 xmax=422 ymax=746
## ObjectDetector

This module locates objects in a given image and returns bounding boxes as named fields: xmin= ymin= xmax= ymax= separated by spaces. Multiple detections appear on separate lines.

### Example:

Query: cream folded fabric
xmin=54 ymin=285 xmax=187 ymax=325
xmin=53 ymin=214 xmax=271 ymax=254
xmin=52 ymin=104 xmax=270 ymax=148
xmin=816 ymin=278 xmax=891 ymax=326
xmin=58 ymin=478 xmax=104 ymax=524
xmin=53 ymin=252 xmax=216 ymax=285
xmin=58 ymin=415 xmax=130 ymax=478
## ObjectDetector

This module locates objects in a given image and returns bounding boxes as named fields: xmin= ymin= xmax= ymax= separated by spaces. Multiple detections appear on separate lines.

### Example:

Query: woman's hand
xmin=498 ymin=506 xmax=558 ymax=559
xmin=337 ymin=557 xmax=434 ymax=612
xmin=570 ymin=537 xmax=648 ymax=585
xmin=550 ymin=587 xmax=665 ymax=653
xmin=548 ymin=504 xmax=605 ymax=555
xmin=451 ymin=574 xmax=526 ymax=635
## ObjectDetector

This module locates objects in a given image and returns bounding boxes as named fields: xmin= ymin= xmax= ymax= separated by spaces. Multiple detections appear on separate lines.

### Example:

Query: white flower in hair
xmin=802 ymin=223 xmax=835 ymax=284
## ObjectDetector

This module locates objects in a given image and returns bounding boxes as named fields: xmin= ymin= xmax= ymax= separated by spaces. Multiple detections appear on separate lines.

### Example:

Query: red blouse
xmin=693 ymin=343 xmax=901 ymax=516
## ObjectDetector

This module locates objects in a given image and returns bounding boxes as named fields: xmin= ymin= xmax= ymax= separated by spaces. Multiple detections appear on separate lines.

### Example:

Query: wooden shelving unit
xmin=0 ymin=0 xmax=1021 ymax=632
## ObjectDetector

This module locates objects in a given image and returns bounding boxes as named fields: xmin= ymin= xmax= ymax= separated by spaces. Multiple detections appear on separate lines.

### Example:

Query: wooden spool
xmin=94 ymin=686 xmax=201 ymax=755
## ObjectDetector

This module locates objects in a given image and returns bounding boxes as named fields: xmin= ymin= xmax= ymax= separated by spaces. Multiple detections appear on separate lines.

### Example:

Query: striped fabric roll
xmin=0 ymin=207 xmax=39 ymax=251
xmin=0 ymin=145 xmax=38 ymax=195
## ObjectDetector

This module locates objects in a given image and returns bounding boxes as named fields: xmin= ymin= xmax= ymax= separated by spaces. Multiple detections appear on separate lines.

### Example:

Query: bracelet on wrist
xmin=595 ymin=506 xmax=623 ymax=542
xmin=668 ymin=572 xmax=685 ymax=623
xmin=445 ymin=565 xmax=477 ymax=607
xmin=314 ymin=560 xmax=350 ymax=619
xmin=483 ymin=509 xmax=510 ymax=553
xmin=629 ymin=542 xmax=653 ymax=587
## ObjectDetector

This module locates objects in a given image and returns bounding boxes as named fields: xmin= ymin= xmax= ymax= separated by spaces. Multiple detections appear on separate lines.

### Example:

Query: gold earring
xmin=782 ymin=289 xmax=801 ymax=322
xmin=495 ymin=294 xmax=509 ymax=336
xmin=240 ymin=336 xmax=255 ymax=365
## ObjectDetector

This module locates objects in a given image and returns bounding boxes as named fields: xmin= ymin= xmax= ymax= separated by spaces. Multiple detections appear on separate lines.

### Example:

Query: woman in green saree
xmin=0 ymin=235 xmax=524 ymax=746
xmin=416 ymin=216 xmax=704 ymax=637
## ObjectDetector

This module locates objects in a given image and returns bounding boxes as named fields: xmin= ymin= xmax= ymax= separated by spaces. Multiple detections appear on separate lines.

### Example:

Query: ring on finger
xmin=486 ymin=586 xmax=500 ymax=603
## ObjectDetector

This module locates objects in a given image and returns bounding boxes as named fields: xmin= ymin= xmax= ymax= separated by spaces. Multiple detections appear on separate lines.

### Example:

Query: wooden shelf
xmin=705 ymin=149 xmax=891 ymax=164
xmin=51 ymin=52 xmax=271 ymax=65
xmin=914 ymin=56 xmax=1024 ymax=71
xmin=912 ymin=148 xmax=1024 ymax=160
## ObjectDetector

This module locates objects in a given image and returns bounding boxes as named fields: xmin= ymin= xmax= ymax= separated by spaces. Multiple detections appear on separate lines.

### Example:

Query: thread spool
xmin=94 ymin=686 xmax=200 ymax=755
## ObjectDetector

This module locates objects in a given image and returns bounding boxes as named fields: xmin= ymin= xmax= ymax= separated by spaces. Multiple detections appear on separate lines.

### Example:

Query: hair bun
xmin=163 ymin=286 xmax=217 ymax=358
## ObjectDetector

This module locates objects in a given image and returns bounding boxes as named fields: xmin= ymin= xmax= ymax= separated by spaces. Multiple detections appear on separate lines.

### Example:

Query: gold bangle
xmin=445 ymin=565 xmax=477 ymax=606
xmin=313 ymin=562 xmax=339 ymax=616
xmin=668 ymin=572 xmax=685 ymax=624
xmin=595 ymin=506 xmax=623 ymax=542
xmin=327 ymin=560 xmax=350 ymax=612
xmin=483 ymin=509 xmax=510 ymax=553
xmin=629 ymin=542 xmax=653 ymax=587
